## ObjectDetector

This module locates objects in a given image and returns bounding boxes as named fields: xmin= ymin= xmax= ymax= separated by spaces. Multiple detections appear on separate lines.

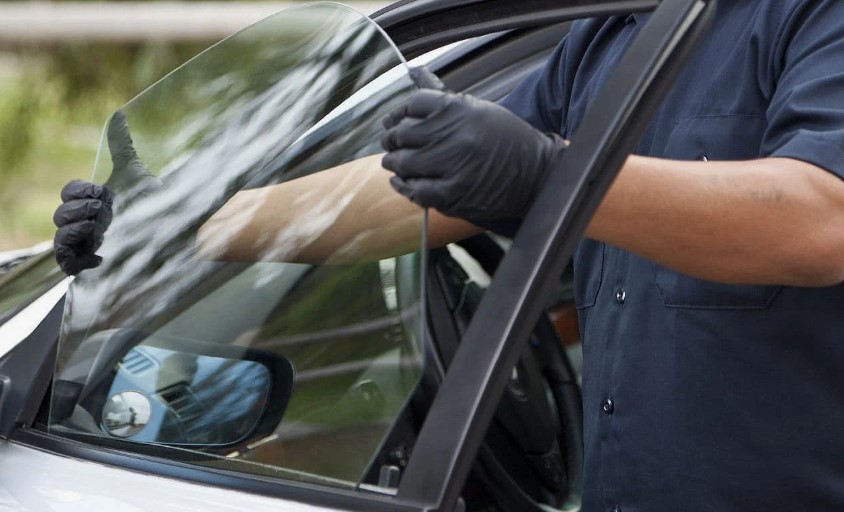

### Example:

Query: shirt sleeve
xmin=499 ymin=35 xmax=570 ymax=134
xmin=476 ymin=35 xmax=570 ymax=237
xmin=762 ymin=0 xmax=844 ymax=180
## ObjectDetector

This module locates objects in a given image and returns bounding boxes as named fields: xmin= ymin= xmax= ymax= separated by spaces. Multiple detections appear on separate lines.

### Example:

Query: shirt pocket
xmin=653 ymin=266 xmax=781 ymax=310
xmin=653 ymin=114 xmax=781 ymax=310
xmin=573 ymin=239 xmax=605 ymax=310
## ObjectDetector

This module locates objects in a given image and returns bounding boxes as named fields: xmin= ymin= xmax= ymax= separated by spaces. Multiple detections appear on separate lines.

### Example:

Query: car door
xmin=378 ymin=2 xmax=717 ymax=511
xmin=0 ymin=1 xmax=716 ymax=511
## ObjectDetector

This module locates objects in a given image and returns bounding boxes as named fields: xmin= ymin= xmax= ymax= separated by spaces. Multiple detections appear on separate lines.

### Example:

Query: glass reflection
xmin=103 ymin=346 xmax=271 ymax=445
xmin=50 ymin=3 xmax=424 ymax=488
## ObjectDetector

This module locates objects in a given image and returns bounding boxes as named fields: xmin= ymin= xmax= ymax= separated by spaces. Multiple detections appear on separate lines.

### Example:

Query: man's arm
xmin=383 ymin=75 xmax=844 ymax=289
xmin=200 ymin=147 xmax=844 ymax=288
xmin=589 ymin=156 xmax=844 ymax=287
xmin=196 ymin=154 xmax=481 ymax=264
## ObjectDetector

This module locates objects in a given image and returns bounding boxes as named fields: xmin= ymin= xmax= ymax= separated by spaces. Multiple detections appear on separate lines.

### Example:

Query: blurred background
xmin=0 ymin=0 xmax=385 ymax=251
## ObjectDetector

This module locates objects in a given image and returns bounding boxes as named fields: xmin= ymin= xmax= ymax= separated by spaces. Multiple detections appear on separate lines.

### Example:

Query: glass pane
xmin=49 ymin=2 xmax=424 ymax=489
xmin=0 ymin=251 xmax=64 ymax=325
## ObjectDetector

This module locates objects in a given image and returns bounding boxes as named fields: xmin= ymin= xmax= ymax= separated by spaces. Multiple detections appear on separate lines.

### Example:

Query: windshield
xmin=0 ymin=250 xmax=64 ymax=325
xmin=49 ymin=2 xmax=424 ymax=488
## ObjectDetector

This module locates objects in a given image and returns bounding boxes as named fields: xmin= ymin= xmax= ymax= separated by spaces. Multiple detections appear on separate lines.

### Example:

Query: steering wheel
xmin=428 ymin=234 xmax=583 ymax=511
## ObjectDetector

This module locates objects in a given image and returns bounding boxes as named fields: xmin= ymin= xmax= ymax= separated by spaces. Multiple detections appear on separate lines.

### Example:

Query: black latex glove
xmin=53 ymin=110 xmax=160 ymax=275
xmin=53 ymin=180 xmax=113 ymax=275
xmin=381 ymin=68 xmax=568 ymax=226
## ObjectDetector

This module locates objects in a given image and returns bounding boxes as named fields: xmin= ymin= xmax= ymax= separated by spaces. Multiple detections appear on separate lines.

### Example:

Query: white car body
xmin=0 ymin=442 xmax=336 ymax=512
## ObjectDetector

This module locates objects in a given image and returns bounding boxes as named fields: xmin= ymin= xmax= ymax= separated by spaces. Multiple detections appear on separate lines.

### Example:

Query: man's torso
xmin=502 ymin=2 xmax=844 ymax=510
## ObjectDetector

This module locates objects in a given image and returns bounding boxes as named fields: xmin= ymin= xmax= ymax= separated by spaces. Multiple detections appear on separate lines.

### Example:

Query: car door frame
xmin=373 ymin=0 xmax=718 ymax=510
xmin=2 ymin=1 xmax=716 ymax=511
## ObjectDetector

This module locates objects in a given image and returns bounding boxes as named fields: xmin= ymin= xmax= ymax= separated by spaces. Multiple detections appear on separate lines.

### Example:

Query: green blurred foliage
xmin=48 ymin=42 xmax=203 ymax=105
xmin=0 ymin=77 xmax=38 ymax=180
xmin=0 ymin=41 xmax=203 ymax=250
xmin=0 ymin=1 xmax=379 ymax=250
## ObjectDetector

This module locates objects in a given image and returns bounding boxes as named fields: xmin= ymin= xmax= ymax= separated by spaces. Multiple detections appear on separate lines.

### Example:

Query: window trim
xmin=374 ymin=0 xmax=660 ymax=59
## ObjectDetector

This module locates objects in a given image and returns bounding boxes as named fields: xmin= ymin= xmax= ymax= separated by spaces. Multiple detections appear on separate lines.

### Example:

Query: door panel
xmin=0 ymin=442 xmax=338 ymax=512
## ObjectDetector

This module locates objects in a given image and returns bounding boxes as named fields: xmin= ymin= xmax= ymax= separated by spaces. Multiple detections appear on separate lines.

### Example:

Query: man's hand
xmin=53 ymin=180 xmax=113 ymax=276
xmin=53 ymin=110 xmax=160 ymax=276
xmin=381 ymin=68 xmax=568 ymax=226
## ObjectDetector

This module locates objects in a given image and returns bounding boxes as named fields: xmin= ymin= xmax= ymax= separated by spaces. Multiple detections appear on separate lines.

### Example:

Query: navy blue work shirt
xmin=501 ymin=1 xmax=844 ymax=510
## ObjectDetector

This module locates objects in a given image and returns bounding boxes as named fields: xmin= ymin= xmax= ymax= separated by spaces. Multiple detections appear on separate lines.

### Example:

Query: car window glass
xmin=0 ymin=251 xmax=64 ymax=325
xmin=48 ymin=2 xmax=424 ymax=489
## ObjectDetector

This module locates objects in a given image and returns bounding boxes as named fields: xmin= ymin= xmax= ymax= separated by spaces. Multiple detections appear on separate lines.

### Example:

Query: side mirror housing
xmin=53 ymin=330 xmax=294 ymax=450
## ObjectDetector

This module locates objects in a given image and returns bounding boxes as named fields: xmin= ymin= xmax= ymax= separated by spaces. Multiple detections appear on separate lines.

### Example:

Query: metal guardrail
xmin=0 ymin=2 xmax=388 ymax=43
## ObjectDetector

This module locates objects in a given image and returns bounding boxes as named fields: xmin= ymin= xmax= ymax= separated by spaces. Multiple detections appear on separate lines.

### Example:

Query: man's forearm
xmin=587 ymin=156 xmax=844 ymax=287
xmin=197 ymin=150 xmax=844 ymax=287
xmin=196 ymin=154 xmax=481 ymax=264
xmin=197 ymin=155 xmax=418 ymax=263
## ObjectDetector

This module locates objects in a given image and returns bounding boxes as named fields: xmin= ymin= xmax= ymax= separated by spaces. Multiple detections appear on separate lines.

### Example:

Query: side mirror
xmin=54 ymin=331 xmax=294 ymax=450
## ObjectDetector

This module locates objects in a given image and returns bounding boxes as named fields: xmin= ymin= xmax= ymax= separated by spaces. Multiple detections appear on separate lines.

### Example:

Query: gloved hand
xmin=381 ymin=68 xmax=568 ymax=226
xmin=53 ymin=110 xmax=160 ymax=275
xmin=53 ymin=180 xmax=113 ymax=276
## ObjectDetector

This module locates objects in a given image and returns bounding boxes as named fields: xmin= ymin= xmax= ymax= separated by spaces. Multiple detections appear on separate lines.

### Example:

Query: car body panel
xmin=0 ymin=442 xmax=338 ymax=512
xmin=0 ymin=280 xmax=67 ymax=358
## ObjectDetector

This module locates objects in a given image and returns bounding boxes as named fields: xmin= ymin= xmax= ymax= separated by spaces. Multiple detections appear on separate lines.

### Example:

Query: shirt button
xmin=602 ymin=398 xmax=615 ymax=415
xmin=700 ymin=154 xmax=709 ymax=162
xmin=613 ymin=506 xmax=622 ymax=512
xmin=615 ymin=289 xmax=626 ymax=304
